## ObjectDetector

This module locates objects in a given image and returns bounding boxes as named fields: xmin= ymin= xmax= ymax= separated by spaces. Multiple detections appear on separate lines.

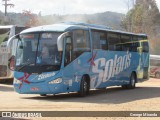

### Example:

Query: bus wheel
xmin=79 ymin=76 xmax=89 ymax=97
xmin=155 ymin=72 xmax=160 ymax=79
xmin=127 ymin=73 xmax=136 ymax=89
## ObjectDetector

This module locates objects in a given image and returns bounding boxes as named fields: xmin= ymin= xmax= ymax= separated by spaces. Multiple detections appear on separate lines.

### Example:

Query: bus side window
xmin=92 ymin=30 xmax=108 ymax=50
xmin=108 ymin=33 xmax=121 ymax=51
xmin=121 ymin=34 xmax=131 ymax=51
xmin=132 ymin=42 xmax=139 ymax=52
xmin=73 ymin=30 xmax=90 ymax=58
xmin=132 ymin=36 xmax=138 ymax=41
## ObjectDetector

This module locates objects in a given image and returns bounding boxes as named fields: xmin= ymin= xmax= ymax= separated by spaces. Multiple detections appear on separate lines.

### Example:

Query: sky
xmin=0 ymin=0 xmax=160 ymax=15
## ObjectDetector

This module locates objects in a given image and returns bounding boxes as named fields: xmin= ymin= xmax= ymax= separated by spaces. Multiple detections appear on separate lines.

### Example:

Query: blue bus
xmin=8 ymin=22 xmax=149 ymax=97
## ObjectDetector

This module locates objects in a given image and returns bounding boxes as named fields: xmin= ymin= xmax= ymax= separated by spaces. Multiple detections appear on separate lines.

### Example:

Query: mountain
xmin=0 ymin=11 xmax=124 ymax=30
xmin=40 ymin=12 xmax=125 ymax=29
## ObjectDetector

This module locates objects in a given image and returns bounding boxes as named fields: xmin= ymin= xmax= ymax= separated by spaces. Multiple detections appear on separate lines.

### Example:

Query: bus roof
xmin=62 ymin=22 xmax=147 ymax=36
xmin=20 ymin=22 xmax=147 ymax=36
xmin=21 ymin=24 xmax=89 ymax=33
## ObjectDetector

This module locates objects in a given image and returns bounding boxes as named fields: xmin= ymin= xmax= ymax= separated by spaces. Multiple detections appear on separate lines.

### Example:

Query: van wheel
xmin=79 ymin=76 xmax=89 ymax=97
xmin=155 ymin=72 xmax=160 ymax=78
xmin=127 ymin=73 xmax=136 ymax=89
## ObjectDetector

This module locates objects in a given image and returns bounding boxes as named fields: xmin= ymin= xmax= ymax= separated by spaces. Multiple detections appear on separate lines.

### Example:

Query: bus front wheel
xmin=79 ymin=76 xmax=89 ymax=97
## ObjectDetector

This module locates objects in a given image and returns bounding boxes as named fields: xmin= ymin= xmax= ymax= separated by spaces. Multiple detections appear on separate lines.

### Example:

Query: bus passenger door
xmin=62 ymin=36 xmax=76 ymax=92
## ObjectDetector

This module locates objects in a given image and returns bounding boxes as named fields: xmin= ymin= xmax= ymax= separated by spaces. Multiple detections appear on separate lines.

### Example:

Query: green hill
xmin=0 ymin=11 xmax=124 ymax=30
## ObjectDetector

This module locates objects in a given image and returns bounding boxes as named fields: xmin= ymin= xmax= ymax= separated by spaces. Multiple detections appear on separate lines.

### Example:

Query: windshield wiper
xmin=39 ymin=64 xmax=60 ymax=70
xmin=17 ymin=61 xmax=34 ymax=71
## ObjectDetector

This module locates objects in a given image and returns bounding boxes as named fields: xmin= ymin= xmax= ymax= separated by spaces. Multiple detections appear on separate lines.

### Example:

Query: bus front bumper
xmin=13 ymin=81 xmax=64 ymax=94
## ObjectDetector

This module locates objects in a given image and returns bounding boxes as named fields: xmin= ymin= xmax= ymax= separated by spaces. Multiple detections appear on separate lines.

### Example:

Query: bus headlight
xmin=49 ymin=78 xmax=62 ymax=84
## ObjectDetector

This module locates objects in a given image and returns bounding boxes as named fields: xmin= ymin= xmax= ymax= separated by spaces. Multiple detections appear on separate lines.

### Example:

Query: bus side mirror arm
xmin=57 ymin=32 xmax=69 ymax=51
xmin=7 ymin=34 xmax=19 ymax=47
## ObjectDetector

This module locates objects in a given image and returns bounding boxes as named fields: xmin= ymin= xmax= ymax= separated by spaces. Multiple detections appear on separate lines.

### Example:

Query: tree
xmin=22 ymin=10 xmax=39 ymax=27
xmin=121 ymin=0 xmax=160 ymax=54
xmin=122 ymin=0 xmax=160 ymax=32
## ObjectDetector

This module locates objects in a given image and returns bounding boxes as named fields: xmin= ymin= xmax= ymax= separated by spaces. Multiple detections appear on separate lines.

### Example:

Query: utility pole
xmin=2 ymin=0 xmax=14 ymax=16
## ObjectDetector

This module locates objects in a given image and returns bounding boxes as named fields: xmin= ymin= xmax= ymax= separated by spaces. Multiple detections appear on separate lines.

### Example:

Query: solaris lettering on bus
xmin=92 ymin=52 xmax=131 ymax=84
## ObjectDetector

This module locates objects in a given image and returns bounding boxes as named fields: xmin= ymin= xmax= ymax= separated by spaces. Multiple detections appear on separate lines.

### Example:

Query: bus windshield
xmin=15 ymin=32 xmax=62 ymax=73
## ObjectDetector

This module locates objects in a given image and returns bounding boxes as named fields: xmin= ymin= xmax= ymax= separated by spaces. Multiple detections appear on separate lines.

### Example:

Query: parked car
xmin=150 ymin=55 xmax=160 ymax=78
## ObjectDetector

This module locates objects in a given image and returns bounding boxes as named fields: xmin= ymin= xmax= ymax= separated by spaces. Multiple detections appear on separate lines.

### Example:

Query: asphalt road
xmin=0 ymin=78 xmax=160 ymax=120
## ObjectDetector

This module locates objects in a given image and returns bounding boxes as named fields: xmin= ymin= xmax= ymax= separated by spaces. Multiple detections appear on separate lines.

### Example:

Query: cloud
xmin=0 ymin=0 xmax=159 ymax=15
xmin=0 ymin=0 xmax=128 ymax=15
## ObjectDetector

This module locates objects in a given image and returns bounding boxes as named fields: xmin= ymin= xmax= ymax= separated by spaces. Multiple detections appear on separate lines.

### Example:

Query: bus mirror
xmin=8 ymin=55 xmax=15 ymax=71
xmin=57 ymin=32 xmax=69 ymax=51
xmin=7 ymin=34 xmax=19 ymax=47
xmin=137 ymin=47 xmax=142 ymax=53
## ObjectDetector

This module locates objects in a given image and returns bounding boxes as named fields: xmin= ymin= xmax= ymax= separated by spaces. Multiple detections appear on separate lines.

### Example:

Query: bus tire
xmin=79 ymin=76 xmax=89 ymax=97
xmin=155 ymin=72 xmax=160 ymax=78
xmin=127 ymin=73 xmax=136 ymax=89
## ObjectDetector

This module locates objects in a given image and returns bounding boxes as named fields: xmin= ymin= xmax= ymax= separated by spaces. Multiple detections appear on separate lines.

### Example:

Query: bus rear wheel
xmin=127 ymin=73 xmax=136 ymax=89
xmin=79 ymin=76 xmax=89 ymax=97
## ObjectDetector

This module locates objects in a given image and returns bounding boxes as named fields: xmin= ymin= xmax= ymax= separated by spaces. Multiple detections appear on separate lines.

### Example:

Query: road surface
xmin=0 ymin=78 xmax=160 ymax=120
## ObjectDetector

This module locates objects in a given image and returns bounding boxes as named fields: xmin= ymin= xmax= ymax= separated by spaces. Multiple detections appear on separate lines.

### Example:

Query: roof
xmin=21 ymin=23 xmax=89 ymax=33
xmin=62 ymin=22 xmax=147 ymax=36
xmin=109 ymin=30 xmax=147 ymax=36
xmin=62 ymin=22 xmax=112 ymax=30
xmin=20 ymin=22 xmax=147 ymax=36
